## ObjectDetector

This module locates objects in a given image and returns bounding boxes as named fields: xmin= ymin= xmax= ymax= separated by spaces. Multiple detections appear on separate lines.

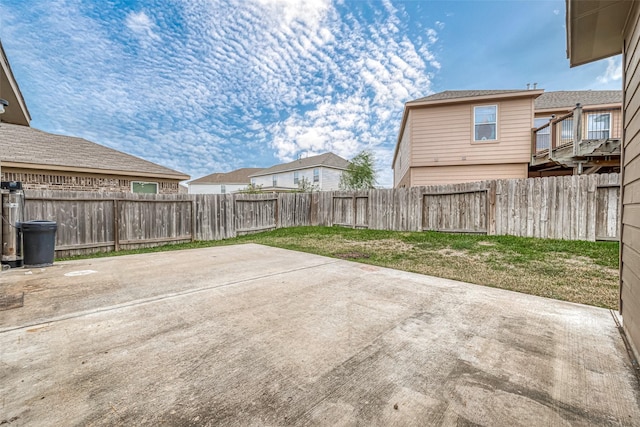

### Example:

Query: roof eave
xmin=392 ymin=104 xmax=410 ymax=167
xmin=566 ymin=0 xmax=630 ymax=67
xmin=1 ymin=161 xmax=190 ymax=181
xmin=0 ymin=40 xmax=31 ymax=126
xmin=250 ymin=164 xmax=348 ymax=177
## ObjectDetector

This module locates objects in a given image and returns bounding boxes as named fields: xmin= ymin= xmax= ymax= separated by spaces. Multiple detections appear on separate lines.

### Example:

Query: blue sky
xmin=0 ymin=0 xmax=623 ymax=187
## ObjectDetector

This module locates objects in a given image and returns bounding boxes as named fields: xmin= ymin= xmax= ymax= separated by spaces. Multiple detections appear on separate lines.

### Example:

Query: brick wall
xmin=1 ymin=169 xmax=182 ymax=194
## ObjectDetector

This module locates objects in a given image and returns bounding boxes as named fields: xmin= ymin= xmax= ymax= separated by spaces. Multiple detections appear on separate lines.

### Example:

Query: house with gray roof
xmin=188 ymin=168 xmax=264 ymax=194
xmin=0 ymin=40 xmax=189 ymax=194
xmin=392 ymin=89 xmax=622 ymax=187
xmin=249 ymin=152 xmax=350 ymax=191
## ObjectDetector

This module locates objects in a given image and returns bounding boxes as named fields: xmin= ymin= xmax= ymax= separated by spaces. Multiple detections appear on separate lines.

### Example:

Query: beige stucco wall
xmin=410 ymin=97 xmax=534 ymax=168
xmin=410 ymin=163 xmax=528 ymax=186
xmin=621 ymin=1 xmax=640 ymax=359
xmin=1 ymin=167 xmax=183 ymax=194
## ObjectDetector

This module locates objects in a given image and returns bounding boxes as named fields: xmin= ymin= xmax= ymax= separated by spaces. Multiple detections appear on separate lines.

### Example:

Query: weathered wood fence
xmin=23 ymin=173 xmax=620 ymax=258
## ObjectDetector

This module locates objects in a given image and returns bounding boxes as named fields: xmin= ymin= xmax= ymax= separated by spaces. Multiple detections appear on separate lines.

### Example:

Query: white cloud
xmin=597 ymin=57 xmax=622 ymax=84
xmin=125 ymin=11 xmax=161 ymax=45
xmin=2 ymin=0 xmax=439 ymax=186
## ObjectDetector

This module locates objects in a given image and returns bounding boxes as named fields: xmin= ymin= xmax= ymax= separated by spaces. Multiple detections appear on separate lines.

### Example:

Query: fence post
xmin=549 ymin=114 xmax=557 ymax=160
xmin=352 ymin=194 xmax=357 ymax=228
xmin=191 ymin=199 xmax=196 ymax=242
xmin=113 ymin=199 xmax=120 ymax=252
xmin=275 ymin=194 xmax=280 ymax=229
xmin=487 ymin=181 xmax=496 ymax=235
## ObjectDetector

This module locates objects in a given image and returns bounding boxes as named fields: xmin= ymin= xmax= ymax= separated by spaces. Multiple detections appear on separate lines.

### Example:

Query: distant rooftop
xmin=251 ymin=152 xmax=350 ymax=177
xmin=190 ymin=168 xmax=264 ymax=184
xmin=534 ymin=90 xmax=622 ymax=110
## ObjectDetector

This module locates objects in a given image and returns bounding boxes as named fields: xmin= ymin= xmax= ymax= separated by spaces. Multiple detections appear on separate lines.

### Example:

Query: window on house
xmin=534 ymin=117 xmax=551 ymax=150
xmin=587 ymin=113 xmax=611 ymax=139
xmin=221 ymin=184 xmax=226 ymax=194
xmin=272 ymin=175 xmax=278 ymax=187
xmin=132 ymin=181 xmax=158 ymax=194
xmin=474 ymin=105 xmax=497 ymax=141
xmin=251 ymin=178 xmax=256 ymax=185
xmin=313 ymin=168 xmax=319 ymax=183
xmin=294 ymin=171 xmax=299 ymax=185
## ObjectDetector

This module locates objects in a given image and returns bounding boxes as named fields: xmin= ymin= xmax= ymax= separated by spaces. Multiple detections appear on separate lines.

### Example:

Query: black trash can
xmin=21 ymin=220 xmax=57 ymax=267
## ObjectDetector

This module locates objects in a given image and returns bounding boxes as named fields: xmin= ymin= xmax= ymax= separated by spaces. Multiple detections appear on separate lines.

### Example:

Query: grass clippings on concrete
xmin=62 ymin=226 xmax=620 ymax=309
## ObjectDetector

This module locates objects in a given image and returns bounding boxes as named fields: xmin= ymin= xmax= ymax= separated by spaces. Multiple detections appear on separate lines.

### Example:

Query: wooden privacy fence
xmin=23 ymin=173 xmax=620 ymax=257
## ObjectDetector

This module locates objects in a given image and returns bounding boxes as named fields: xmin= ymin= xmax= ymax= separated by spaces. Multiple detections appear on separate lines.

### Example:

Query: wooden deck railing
xmin=532 ymin=104 xmax=622 ymax=157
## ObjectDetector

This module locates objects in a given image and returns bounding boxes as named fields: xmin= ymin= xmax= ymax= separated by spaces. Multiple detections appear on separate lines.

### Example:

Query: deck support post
xmin=572 ymin=103 xmax=583 ymax=157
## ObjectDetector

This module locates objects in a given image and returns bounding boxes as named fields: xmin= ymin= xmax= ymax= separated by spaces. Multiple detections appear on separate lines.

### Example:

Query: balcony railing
xmin=532 ymin=104 xmax=621 ymax=157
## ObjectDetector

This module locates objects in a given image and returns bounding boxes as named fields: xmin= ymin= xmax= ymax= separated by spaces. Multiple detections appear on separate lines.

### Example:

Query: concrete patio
xmin=0 ymin=244 xmax=638 ymax=426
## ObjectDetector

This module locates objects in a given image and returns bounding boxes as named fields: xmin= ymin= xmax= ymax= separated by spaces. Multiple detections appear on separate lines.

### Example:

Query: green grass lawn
xmin=62 ymin=226 xmax=620 ymax=309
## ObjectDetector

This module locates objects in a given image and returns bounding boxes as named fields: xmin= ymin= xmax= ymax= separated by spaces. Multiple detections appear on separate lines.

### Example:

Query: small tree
xmin=339 ymin=150 xmax=377 ymax=190
xmin=296 ymin=176 xmax=319 ymax=193
xmin=240 ymin=183 xmax=264 ymax=194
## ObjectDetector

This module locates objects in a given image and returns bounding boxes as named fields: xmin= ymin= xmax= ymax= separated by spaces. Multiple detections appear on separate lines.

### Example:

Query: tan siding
xmin=410 ymin=163 xmax=528 ymax=186
xmin=396 ymin=171 xmax=411 ymax=188
xmin=622 ymin=1 xmax=640 ymax=359
xmin=393 ymin=112 xmax=412 ymax=187
xmin=410 ymin=98 xmax=534 ymax=167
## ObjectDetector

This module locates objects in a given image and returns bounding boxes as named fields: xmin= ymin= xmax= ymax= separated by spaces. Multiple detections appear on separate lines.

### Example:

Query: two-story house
xmin=393 ymin=89 xmax=623 ymax=187
xmin=250 ymin=152 xmax=349 ymax=191
xmin=393 ymin=89 xmax=543 ymax=187
xmin=188 ymin=168 xmax=264 ymax=194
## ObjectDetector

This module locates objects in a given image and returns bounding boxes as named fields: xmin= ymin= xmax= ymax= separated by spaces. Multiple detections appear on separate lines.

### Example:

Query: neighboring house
xmin=250 ymin=152 xmax=349 ymax=191
xmin=188 ymin=168 xmax=264 ymax=194
xmin=393 ymin=89 xmax=543 ymax=187
xmin=0 ymin=40 xmax=189 ymax=193
xmin=392 ymin=89 xmax=623 ymax=187
xmin=0 ymin=124 xmax=189 ymax=194
xmin=566 ymin=0 xmax=640 ymax=360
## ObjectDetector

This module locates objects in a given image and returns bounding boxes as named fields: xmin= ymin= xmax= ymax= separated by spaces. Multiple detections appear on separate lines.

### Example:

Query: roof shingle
xmin=410 ymin=90 xmax=535 ymax=103
xmin=0 ymin=123 xmax=189 ymax=179
xmin=534 ymin=90 xmax=622 ymax=110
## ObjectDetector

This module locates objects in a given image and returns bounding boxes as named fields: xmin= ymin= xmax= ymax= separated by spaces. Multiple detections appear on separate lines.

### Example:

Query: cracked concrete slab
xmin=0 ymin=243 xmax=638 ymax=426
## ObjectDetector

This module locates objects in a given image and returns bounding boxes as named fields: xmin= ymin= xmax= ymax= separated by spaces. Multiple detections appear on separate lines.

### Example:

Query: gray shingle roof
xmin=534 ymin=90 xmax=622 ymax=110
xmin=251 ymin=152 xmax=349 ymax=177
xmin=410 ymin=90 xmax=535 ymax=103
xmin=190 ymin=168 xmax=264 ymax=184
xmin=0 ymin=123 xmax=189 ymax=179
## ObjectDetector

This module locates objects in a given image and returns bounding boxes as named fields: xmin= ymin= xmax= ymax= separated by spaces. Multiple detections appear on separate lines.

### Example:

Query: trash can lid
xmin=21 ymin=220 xmax=57 ymax=231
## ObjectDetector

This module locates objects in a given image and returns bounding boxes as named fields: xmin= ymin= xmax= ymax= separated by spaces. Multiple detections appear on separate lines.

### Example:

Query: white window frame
xmin=131 ymin=181 xmax=158 ymax=194
xmin=272 ymin=175 xmax=278 ymax=187
xmin=251 ymin=178 xmax=256 ymax=185
xmin=221 ymin=184 xmax=226 ymax=194
xmin=587 ymin=112 xmax=611 ymax=139
xmin=313 ymin=168 xmax=319 ymax=183
xmin=294 ymin=171 xmax=299 ymax=185
xmin=473 ymin=105 xmax=498 ymax=142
